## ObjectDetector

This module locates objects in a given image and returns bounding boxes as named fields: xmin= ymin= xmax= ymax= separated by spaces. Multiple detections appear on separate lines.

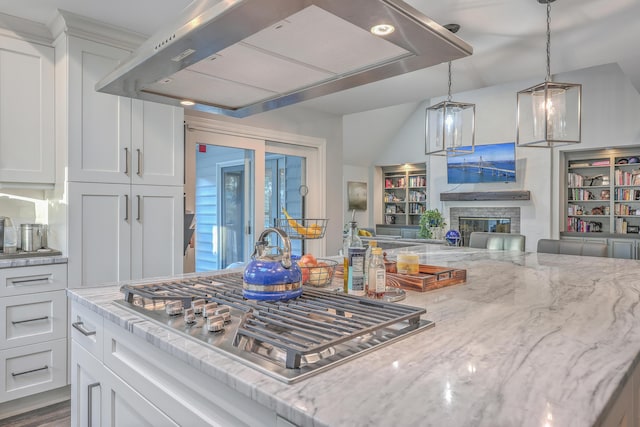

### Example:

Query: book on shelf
xmin=616 ymin=217 xmax=628 ymax=234
xmin=592 ymin=160 xmax=610 ymax=166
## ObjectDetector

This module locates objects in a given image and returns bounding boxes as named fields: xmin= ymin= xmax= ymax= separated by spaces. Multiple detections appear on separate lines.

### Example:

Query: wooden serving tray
xmin=386 ymin=264 xmax=467 ymax=292
xmin=334 ymin=264 xmax=466 ymax=293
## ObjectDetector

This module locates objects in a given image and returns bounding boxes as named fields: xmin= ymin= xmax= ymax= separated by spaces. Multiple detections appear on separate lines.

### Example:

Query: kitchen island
xmin=67 ymin=245 xmax=640 ymax=426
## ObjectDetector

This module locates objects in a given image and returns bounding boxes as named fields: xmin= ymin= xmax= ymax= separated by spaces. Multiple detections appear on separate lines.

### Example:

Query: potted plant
xmin=418 ymin=209 xmax=446 ymax=239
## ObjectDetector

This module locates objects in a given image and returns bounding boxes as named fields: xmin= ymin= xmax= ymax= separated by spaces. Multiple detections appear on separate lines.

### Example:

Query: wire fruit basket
xmin=298 ymin=259 xmax=338 ymax=287
xmin=276 ymin=218 xmax=328 ymax=240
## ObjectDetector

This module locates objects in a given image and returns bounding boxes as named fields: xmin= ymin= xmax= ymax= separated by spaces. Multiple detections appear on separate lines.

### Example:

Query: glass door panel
xmin=195 ymin=145 xmax=255 ymax=271
xmin=264 ymin=154 xmax=305 ymax=256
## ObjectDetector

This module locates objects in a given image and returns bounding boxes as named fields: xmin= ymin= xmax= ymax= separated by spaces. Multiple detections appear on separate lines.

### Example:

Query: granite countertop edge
xmin=0 ymin=255 xmax=68 ymax=268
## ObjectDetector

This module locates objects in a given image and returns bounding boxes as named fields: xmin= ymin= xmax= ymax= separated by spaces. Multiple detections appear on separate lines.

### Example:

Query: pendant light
xmin=516 ymin=0 xmax=581 ymax=147
xmin=425 ymin=25 xmax=475 ymax=157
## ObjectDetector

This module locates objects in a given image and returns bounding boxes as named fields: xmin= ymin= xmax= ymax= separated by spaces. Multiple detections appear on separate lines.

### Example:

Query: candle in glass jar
xmin=396 ymin=253 xmax=419 ymax=275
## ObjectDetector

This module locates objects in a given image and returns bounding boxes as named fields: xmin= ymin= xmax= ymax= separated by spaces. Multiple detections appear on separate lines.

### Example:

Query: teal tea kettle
xmin=242 ymin=227 xmax=303 ymax=301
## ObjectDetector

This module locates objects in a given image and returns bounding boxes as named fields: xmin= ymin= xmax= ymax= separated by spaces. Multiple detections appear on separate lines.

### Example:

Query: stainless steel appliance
xmin=96 ymin=0 xmax=472 ymax=118
xmin=20 ymin=224 xmax=44 ymax=252
xmin=113 ymin=272 xmax=434 ymax=383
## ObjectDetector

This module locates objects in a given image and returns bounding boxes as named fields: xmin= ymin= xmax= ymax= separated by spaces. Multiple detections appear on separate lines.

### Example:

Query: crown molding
xmin=0 ymin=12 xmax=54 ymax=45
xmin=48 ymin=10 xmax=147 ymax=51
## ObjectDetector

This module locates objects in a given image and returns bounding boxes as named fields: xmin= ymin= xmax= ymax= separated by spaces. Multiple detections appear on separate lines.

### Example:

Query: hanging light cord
xmin=447 ymin=61 xmax=453 ymax=101
xmin=545 ymin=1 xmax=551 ymax=82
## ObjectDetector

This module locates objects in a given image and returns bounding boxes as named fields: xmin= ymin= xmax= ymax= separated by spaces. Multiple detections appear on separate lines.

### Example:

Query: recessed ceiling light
xmin=370 ymin=24 xmax=394 ymax=36
xmin=180 ymin=100 xmax=195 ymax=106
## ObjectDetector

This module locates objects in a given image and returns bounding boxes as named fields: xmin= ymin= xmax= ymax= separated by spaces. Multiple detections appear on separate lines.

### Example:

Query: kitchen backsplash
xmin=0 ymin=190 xmax=49 ymax=229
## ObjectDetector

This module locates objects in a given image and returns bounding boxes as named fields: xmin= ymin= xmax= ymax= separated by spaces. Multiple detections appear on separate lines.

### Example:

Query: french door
xmin=185 ymin=127 xmax=322 ymax=273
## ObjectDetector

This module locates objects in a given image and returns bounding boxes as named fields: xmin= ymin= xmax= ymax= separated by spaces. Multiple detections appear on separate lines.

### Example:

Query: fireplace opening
xmin=459 ymin=217 xmax=511 ymax=246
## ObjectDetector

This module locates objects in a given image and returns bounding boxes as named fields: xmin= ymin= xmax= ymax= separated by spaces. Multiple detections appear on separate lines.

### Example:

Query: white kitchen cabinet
xmin=0 ymin=290 xmax=67 ymax=350
xmin=0 ymin=338 xmax=67 ymax=403
xmin=65 ymin=36 xmax=183 ymax=186
xmin=0 ymin=263 xmax=68 ymax=405
xmin=0 ymin=35 xmax=54 ymax=184
xmin=66 ymin=37 xmax=131 ymax=184
xmin=67 ymin=183 xmax=131 ymax=287
xmin=131 ymin=185 xmax=183 ymax=280
xmin=71 ymin=341 xmax=178 ymax=427
xmin=131 ymin=100 xmax=184 ymax=186
xmin=71 ymin=341 xmax=102 ymax=427
xmin=0 ymin=263 xmax=67 ymax=298
xmin=67 ymin=182 xmax=183 ymax=287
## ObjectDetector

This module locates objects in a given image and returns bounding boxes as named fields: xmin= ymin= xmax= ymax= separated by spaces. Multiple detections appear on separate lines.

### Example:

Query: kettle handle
xmin=253 ymin=227 xmax=293 ymax=268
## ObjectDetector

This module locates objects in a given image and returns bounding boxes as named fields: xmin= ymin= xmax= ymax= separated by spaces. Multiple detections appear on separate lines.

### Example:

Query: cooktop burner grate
xmin=115 ymin=272 xmax=434 ymax=382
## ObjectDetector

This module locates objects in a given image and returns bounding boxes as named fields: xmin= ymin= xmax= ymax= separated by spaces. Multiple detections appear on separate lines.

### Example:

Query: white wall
xmin=343 ymin=165 xmax=370 ymax=229
xmin=362 ymin=62 xmax=640 ymax=251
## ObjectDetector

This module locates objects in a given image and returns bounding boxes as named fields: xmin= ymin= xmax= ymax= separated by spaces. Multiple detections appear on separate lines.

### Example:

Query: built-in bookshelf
xmin=382 ymin=163 xmax=427 ymax=226
xmin=565 ymin=149 xmax=640 ymax=235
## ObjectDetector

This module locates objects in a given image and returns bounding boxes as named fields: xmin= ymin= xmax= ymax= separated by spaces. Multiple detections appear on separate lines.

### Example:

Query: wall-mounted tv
xmin=447 ymin=142 xmax=516 ymax=184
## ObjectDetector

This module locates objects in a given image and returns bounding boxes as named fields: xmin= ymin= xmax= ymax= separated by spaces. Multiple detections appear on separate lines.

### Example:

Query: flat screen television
xmin=446 ymin=142 xmax=516 ymax=184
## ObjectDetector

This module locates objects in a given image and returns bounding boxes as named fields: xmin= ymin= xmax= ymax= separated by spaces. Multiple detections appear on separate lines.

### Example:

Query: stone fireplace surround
xmin=449 ymin=207 xmax=521 ymax=234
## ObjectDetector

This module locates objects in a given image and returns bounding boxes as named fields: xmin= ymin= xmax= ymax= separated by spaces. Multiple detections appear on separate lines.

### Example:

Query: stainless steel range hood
xmin=96 ymin=0 xmax=473 ymax=118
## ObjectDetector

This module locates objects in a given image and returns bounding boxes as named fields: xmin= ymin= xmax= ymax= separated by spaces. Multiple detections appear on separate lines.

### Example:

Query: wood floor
xmin=1 ymin=400 xmax=70 ymax=427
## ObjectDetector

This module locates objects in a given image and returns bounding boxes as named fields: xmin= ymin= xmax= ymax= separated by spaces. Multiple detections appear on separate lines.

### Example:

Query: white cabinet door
xmin=102 ymin=367 xmax=178 ymax=427
xmin=131 ymin=185 xmax=183 ymax=280
xmin=131 ymin=100 xmax=184 ymax=186
xmin=68 ymin=182 xmax=132 ymax=287
xmin=67 ymin=37 xmax=131 ymax=184
xmin=71 ymin=341 xmax=102 ymax=427
xmin=0 ymin=36 xmax=54 ymax=183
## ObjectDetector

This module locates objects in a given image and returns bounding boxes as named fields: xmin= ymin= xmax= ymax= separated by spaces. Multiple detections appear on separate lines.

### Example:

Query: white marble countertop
xmin=67 ymin=246 xmax=640 ymax=427
xmin=0 ymin=253 xmax=67 ymax=268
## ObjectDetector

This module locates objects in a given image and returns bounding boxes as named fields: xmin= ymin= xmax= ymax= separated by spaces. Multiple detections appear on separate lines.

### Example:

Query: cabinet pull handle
xmin=12 ymin=316 xmax=48 ymax=325
xmin=10 ymin=276 xmax=50 ymax=285
xmin=88 ymin=382 xmax=100 ymax=427
xmin=124 ymin=194 xmax=129 ymax=221
xmin=124 ymin=147 xmax=130 ymax=175
xmin=137 ymin=195 xmax=141 ymax=221
xmin=12 ymin=365 xmax=48 ymax=377
xmin=136 ymin=148 xmax=142 ymax=177
xmin=72 ymin=321 xmax=97 ymax=336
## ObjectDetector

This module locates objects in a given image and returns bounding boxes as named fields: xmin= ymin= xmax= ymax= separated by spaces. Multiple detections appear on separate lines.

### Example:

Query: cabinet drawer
xmin=0 ymin=290 xmax=66 ymax=350
xmin=0 ymin=338 xmax=67 ymax=403
xmin=70 ymin=301 xmax=103 ymax=361
xmin=0 ymin=263 xmax=67 ymax=297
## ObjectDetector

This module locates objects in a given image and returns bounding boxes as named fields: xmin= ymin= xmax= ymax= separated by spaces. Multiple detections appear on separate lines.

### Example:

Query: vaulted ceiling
xmin=0 ymin=0 xmax=638 ymax=116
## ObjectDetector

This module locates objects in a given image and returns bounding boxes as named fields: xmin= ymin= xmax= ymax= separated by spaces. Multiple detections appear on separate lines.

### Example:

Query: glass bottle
xmin=364 ymin=240 xmax=377 ymax=294
xmin=3 ymin=217 xmax=17 ymax=254
xmin=343 ymin=221 xmax=363 ymax=293
xmin=367 ymin=247 xmax=386 ymax=298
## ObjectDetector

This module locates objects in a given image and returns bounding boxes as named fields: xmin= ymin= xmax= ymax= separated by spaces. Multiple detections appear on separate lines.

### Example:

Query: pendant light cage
xmin=425 ymin=61 xmax=476 ymax=156
xmin=516 ymin=0 xmax=581 ymax=147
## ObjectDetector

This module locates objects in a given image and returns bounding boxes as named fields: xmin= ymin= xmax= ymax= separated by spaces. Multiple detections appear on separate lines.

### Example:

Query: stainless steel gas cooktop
xmin=113 ymin=272 xmax=434 ymax=383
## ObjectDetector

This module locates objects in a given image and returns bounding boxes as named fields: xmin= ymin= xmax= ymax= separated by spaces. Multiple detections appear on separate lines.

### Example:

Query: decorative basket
xmin=298 ymin=259 xmax=338 ymax=287
xmin=276 ymin=218 xmax=328 ymax=239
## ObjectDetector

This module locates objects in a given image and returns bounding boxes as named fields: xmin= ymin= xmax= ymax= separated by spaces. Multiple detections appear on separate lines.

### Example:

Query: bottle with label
xmin=367 ymin=247 xmax=386 ymax=298
xmin=347 ymin=247 xmax=367 ymax=296
xmin=343 ymin=220 xmax=363 ymax=293
xmin=364 ymin=240 xmax=377 ymax=294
